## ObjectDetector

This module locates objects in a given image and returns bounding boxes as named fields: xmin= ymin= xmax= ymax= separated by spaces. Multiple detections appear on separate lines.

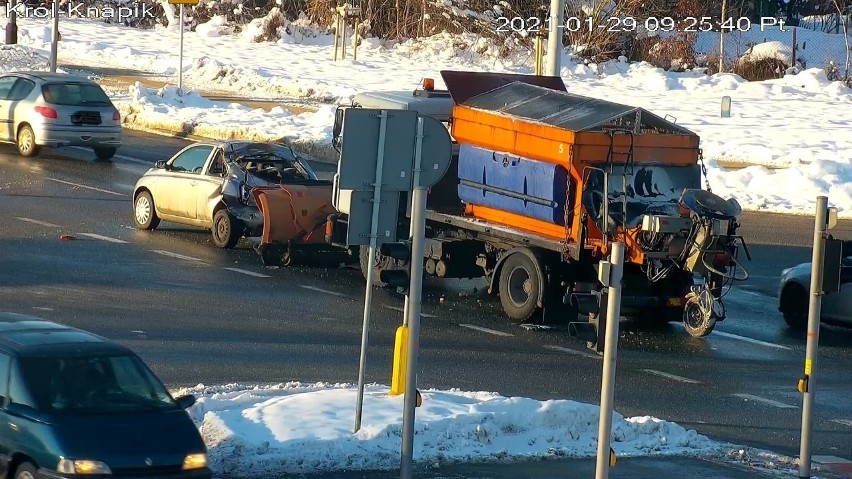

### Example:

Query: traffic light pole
xmin=400 ymin=117 xmax=426 ymax=479
xmin=6 ymin=0 xmax=18 ymax=44
xmin=354 ymin=110 xmax=389 ymax=433
xmin=596 ymin=242 xmax=624 ymax=479
xmin=798 ymin=195 xmax=828 ymax=478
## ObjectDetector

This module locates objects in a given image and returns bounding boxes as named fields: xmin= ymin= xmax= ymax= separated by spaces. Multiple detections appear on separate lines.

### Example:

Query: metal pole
xmin=400 ymin=117 xmax=426 ymax=479
xmin=49 ymin=0 xmax=59 ymax=72
xmin=798 ymin=196 xmax=828 ymax=479
xmin=353 ymin=16 xmax=359 ymax=61
xmin=791 ymin=27 xmax=797 ymax=67
xmin=719 ymin=0 xmax=727 ymax=73
xmin=6 ymin=0 xmax=18 ymax=45
xmin=178 ymin=3 xmax=184 ymax=94
xmin=595 ymin=242 xmax=624 ymax=479
xmin=355 ymin=110 xmax=388 ymax=433
xmin=545 ymin=0 xmax=564 ymax=76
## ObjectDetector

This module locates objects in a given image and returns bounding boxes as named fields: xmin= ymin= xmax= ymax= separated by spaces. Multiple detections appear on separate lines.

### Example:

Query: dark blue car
xmin=0 ymin=313 xmax=211 ymax=479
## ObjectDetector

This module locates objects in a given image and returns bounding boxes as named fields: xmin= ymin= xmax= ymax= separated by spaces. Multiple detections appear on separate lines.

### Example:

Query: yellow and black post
xmin=378 ymin=241 xmax=412 ymax=395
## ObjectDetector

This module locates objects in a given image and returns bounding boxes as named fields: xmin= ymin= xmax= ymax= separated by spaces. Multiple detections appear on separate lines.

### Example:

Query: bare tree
xmin=832 ymin=0 xmax=850 ymax=79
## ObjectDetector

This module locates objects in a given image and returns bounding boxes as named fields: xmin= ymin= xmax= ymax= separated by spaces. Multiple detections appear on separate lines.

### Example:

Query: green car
xmin=0 ymin=313 xmax=211 ymax=479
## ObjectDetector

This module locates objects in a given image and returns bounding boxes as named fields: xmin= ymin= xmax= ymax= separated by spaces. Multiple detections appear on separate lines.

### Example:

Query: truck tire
xmin=359 ymin=245 xmax=405 ymax=287
xmin=683 ymin=294 xmax=716 ymax=337
xmin=498 ymin=252 xmax=541 ymax=322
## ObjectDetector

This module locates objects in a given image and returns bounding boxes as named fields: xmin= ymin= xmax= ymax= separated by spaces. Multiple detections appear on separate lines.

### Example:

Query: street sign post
xmin=49 ymin=0 xmax=58 ymax=72
xmin=167 ymin=0 xmax=198 ymax=94
xmin=333 ymin=107 xmax=452 ymax=465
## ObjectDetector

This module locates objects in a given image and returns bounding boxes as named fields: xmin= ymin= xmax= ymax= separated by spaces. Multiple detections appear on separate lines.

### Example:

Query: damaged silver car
xmin=132 ymin=140 xmax=320 ymax=248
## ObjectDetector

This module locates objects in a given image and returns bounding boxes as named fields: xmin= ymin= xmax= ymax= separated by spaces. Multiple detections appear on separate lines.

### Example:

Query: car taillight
xmin=34 ymin=106 xmax=57 ymax=119
xmin=113 ymin=110 xmax=120 ymax=121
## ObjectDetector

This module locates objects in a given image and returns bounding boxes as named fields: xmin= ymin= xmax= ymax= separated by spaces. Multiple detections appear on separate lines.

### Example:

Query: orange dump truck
xmin=325 ymin=70 xmax=749 ymax=345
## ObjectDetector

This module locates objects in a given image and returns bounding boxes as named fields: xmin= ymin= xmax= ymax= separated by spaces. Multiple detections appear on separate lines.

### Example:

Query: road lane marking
xmin=732 ymin=394 xmax=797 ymax=409
xmin=223 ymin=267 xmax=271 ymax=278
xmin=299 ymin=285 xmax=345 ymax=297
xmin=459 ymin=324 xmax=513 ymax=337
xmin=642 ymin=369 xmax=700 ymax=384
xmin=78 ymin=233 xmax=128 ymax=243
xmin=45 ymin=177 xmax=125 ymax=196
xmin=68 ymin=146 xmax=152 ymax=166
xmin=384 ymin=305 xmax=436 ymax=318
xmin=814 ymin=455 xmax=852 ymax=464
xmin=32 ymin=306 xmax=53 ymax=311
xmin=14 ymin=217 xmax=61 ymax=228
xmin=151 ymin=250 xmax=203 ymax=261
xmin=711 ymin=331 xmax=792 ymax=350
xmin=831 ymin=419 xmax=852 ymax=428
xmin=543 ymin=344 xmax=600 ymax=360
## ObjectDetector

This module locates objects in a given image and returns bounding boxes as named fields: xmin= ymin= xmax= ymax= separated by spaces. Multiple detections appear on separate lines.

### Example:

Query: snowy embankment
xmin=3 ymin=16 xmax=852 ymax=217
xmin=175 ymin=382 xmax=725 ymax=477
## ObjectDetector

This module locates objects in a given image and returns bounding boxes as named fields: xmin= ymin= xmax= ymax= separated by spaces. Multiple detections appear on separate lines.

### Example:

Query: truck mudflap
xmin=251 ymin=185 xmax=338 ymax=265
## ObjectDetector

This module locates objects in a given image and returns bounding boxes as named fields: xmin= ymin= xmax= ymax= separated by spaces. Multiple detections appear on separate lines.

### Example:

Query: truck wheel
xmin=359 ymin=245 xmax=405 ymax=287
xmin=683 ymin=295 xmax=716 ymax=337
xmin=498 ymin=253 xmax=541 ymax=322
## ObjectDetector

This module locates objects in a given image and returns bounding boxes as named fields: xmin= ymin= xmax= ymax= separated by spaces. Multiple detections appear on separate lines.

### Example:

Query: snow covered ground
xmin=176 ymin=382 xmax=730 ymax=477
xmin=1 ymin=16 xmax=851 ymax=217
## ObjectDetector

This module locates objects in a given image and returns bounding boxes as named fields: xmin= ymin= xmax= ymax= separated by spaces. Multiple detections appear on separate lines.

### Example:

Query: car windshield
xmin=41 ymin=83 xmax=112 ymax=106
xmin=19 ymin=354 xmax=178 ymax=414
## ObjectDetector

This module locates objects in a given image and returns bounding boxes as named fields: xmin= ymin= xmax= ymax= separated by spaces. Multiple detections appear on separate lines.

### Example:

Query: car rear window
xmin=41 ymin=83 xmax=112 ymax=106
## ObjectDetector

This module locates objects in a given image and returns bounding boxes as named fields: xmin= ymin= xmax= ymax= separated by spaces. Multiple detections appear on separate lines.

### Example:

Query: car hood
xmin=52 ymin=408 xmax=205 ymax=468
xmin=782 ymin=262 xmax=812 ymax=280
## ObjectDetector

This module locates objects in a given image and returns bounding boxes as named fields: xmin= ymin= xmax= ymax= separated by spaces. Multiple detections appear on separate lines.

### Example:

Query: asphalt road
xmin=0 ymin=131 xmax=850 ymax=466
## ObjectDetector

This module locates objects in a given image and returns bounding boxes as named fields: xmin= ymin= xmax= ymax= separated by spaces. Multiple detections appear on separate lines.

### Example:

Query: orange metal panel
xmin=465 ymin=204 xmax=568 ymax=241
xmin=252 ymin=185 xmax=336 ymax=246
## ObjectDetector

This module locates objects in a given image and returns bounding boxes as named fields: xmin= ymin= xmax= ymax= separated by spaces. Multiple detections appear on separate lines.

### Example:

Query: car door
xmin=158 ymin=145 xmax=215 ymax=219
xmin=0 ymin=76 xmax=18 ymax=141
xmin=196 ymin=148 xmax=227 ymax=224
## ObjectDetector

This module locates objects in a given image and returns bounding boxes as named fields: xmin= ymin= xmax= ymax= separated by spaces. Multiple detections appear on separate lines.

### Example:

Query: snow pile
xmin=117 ymin=83 xmax=336 ymax=156
xmin=174 ymin=382 xmax=723 ymax=477
xmin=194 ymin=15 xmax=234 ymax=38
xmin=0 ymin=45 xmax=50 ymax=73
xmin=740 ymin=41 xmax=794 ymax=64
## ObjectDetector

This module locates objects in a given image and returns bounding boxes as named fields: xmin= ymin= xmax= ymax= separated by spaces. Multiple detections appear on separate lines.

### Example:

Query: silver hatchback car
xmin=0 ymin=71 xmax=122 ymax=160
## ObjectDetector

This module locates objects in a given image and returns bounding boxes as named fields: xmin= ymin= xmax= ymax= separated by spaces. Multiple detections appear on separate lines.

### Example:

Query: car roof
xmin=0 ymin=312 xmax=132 ymax=357
xmin=2 ymin=71 xmax=96 ymax=84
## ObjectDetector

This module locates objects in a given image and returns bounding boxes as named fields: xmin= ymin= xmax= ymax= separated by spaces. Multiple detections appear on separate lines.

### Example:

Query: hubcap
xmin=135 ymin=196 xmax=151 ymax=225
xmin=216 ymin=216 xmax=228 ymax=240
xmin=508 ymin=267 xmax=531 ymax=307
xmin=684 ymin=302 xmax=704 ymax=330
xmin=19 ymin=131 xmax=32 ymax=152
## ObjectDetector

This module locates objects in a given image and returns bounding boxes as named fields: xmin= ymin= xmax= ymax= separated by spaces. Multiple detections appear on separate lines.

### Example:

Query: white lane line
xmin=459 ymin=324 xmax=514 ymax=337
xmin=642 ymin=369 xmax=701 ymax=384
xmin=384 ymin=305 xmax=437 ymax=318
xmin=813 ymin=455 xmax=852 ymax=464
xmin=68 ymin=146 xmax=152 ymax=166
xmin=712 ymin=331 xmax=792 ymax=350
xmin=299 ymin=285 xmax=345 ymax=297
xmin=77 ymin=233 xmax=128 ymax=243
xmin=543 ymin=344 xmax=601 ymax=360
xmin=150 ymin=250 xmax=203 ymax=262
xmin=830 ymin=419 xmax=852 ymax=428
xmin=223 ymin=267 xmax=271 ymax=278
xmin=732 ymin=394 xmax=797 ymax=409
xmin=45 ymin=177 xmax=125 ymax=196
xmin=15 ymin=217 xmax=61 ymax=228
xmin=32 ymin=306 xmax=53 ymax=311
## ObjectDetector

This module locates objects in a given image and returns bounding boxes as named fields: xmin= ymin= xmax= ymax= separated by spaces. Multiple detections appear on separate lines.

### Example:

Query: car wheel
xmin=14 ymin=461 xmax=38 ymax=479
xmin=94 ymin=146 xmax=117 ymax=160
xmin=134 ymin=191 xmax=160 ymax=230
xmin=781 ymin=284 xmax=808 ymax=330
xmin=212 ymin=209 xmax=241 ymax=249
xmin=17 ymin=125 xmax=40 ymax=157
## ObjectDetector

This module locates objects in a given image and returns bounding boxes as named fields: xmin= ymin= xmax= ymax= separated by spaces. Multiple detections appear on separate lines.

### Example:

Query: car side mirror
xmin=156 ymin=160 xmax=167 ymax=169
xmin=175 ymin=394 xmax=196 ymax=409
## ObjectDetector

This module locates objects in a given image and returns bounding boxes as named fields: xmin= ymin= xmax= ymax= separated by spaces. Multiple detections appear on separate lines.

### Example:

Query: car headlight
xmin=182 ymin=453 xmax=208 ymax=470
xmin=57 ymin=458 xmax=111 ymax=474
